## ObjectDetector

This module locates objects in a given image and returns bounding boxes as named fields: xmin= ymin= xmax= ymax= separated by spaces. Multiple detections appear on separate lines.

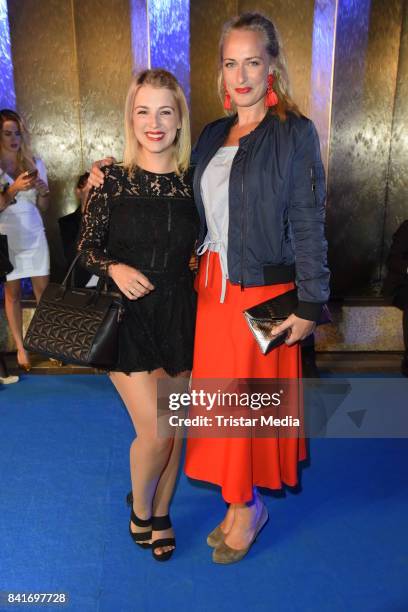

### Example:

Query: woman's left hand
xmin=271 ymin=314 xmax=316 ymax=346
xmin=34 ymin=178 xmax=49 ymax=196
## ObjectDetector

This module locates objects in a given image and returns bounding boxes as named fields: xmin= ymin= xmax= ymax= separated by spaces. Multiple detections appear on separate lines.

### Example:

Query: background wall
xmin=7 ymin=0 xmax=132 ymax=280
xmin=326 ymin=0 xmax=404 ymax=296
xmin=2 ymin=0 xmax=408 ymax=297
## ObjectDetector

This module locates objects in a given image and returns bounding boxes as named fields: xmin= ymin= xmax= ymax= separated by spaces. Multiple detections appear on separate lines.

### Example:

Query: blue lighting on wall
xmin=333 ymin=0 xmax=371 ymax=107
xmin=0 ymin=0 xmax=16 ymax=109
xmin=129 ymin=0 xmax=190 ymax=105
xmin=149 ymin=0 xmax=190 ymax=103
xmin=130 ymin=0 xmax=150 ymax=72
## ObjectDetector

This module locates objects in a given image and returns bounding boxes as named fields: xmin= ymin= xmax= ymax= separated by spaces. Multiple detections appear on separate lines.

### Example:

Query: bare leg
xmin=223 ymin=489 xmax=265 ymax=550
xmin=219 ymin=504 xmax=236 ymax=535
xmin=110 ymin=368 xmax=183 ymax=555
xmin=152 ymin=370 xmax=188 ymax=516
xmin=4 ymin=280 xmax=29 ymax=366
xmin=31 ymin=275 xmax=49 ymax=303
xmin=213 ymin=489 xmax=264 ymax=539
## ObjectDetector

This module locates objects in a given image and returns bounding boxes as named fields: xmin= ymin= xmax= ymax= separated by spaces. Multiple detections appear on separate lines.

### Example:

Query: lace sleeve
xmin=77 ymin=166 xmax=121 ymax=275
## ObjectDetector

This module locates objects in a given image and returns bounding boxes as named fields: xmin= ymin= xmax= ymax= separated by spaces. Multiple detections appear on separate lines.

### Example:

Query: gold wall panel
xmin=385 ymin=1 xmax=408 ymax=266
xmin=8 ymin=0 xmax=82 ymax=280
xmin=190 ymin=0 xmax=238 ymax=142
xmin=73 ymin=0 xmax=132 ymax=168
xmin=326 ymin=0 xmax=403 ymax=296
xmin=7 ymin=0 xmax=132 ymax=280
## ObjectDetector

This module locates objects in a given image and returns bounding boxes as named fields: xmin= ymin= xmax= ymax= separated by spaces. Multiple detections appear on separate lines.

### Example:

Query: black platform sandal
xmin=129 ymin=508 xmax=152 ymax=549
xmin=127 ymin=491 xmax=152 ymax=549
xmin=151 ymin=515 xmax=176 ymax=562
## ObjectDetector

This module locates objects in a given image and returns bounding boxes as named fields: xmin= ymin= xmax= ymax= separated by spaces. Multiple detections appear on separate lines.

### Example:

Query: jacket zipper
xmin=311 ymin=166 xmax=317 ymax=206
xmin=240 ymin=152 xmax=248 ymax=290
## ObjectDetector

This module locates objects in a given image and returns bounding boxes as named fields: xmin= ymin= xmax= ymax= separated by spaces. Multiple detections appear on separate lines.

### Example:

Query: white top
xmin=199 ymin=146 xmax=238 ymax=302
xmin=0 ymin=158 xmax=48 ymax=249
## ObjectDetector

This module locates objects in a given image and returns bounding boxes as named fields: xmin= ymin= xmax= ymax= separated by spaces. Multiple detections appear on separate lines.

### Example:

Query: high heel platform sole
xmin=127 ymin=493 xmax=152 ymax=549
xmin=129 ymin=509 xmax=152 ymax=549
xmin=151 ymin=515 xmax=176 ymax=562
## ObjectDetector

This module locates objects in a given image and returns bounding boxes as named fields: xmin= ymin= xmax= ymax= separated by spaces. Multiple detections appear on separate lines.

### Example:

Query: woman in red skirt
xmin=184 ymin=12 xmax=330 ymax=563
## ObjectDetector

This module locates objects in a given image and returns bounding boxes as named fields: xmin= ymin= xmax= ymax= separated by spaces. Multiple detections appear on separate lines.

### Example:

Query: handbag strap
xmin=62 ymin=252 xmax=108 ymax=293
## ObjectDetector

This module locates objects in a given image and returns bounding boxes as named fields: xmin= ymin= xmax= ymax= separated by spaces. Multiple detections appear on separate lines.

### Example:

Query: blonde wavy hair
xmin=217 ymin=12 xmax=300 ymax=120
xmin=0 ymin=109 xmax=36 ymax=171
xmin=123 ymin=69 xmax=191 ymax=175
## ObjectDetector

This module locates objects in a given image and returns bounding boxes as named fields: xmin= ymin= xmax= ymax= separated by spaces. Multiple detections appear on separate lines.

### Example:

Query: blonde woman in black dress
xmin=78 ymin=70 xmax=198 ymax=561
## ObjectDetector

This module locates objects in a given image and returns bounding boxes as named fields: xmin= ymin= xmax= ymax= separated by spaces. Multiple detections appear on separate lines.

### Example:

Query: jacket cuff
xmin=295 ymin=301 xmax=324 ymax=322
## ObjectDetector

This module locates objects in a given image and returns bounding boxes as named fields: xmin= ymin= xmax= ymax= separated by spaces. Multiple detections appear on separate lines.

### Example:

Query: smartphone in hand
xmin=25 ymin=168 xmax=38 ymax=180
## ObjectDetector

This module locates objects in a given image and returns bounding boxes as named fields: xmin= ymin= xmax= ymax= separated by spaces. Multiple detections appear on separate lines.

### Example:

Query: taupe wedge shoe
xmin=207 ymin=525 xmax=226 ymax=548
xmin=212 ymin=504 xmax=269 ymax=564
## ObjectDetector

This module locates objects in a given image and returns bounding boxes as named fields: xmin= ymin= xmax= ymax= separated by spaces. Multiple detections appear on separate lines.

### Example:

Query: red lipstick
xmin=145 ymin=131 xmax=165 ymax=141
xmin=235 ymin=87 xmax=252 ymax=94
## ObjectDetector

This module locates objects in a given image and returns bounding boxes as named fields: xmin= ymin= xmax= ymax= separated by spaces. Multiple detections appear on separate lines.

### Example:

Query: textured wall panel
xmin=239 ymin=0 xmax=315 ymax=115
xmin=384 ymin=2 xmax=408 ymax=266
xmin=7 ymin=0 xmax=82 ymax=280
xmin=315 ymin=304 xmax=404 ymax=351
xmin=190 ymin=0 xmax=238 ymax=142
xmin=7 ymin=0 xmax=133 ymax=280
xmin=130 ymin=0 xmax=149 ymax=72
xmin=310 ymin=0 xmax=337 ymax=173
xmin=149 ymin=0 xmax=190 ymax=103
xmin=0 ymin=0 xmax=16 ymax=108
xmin=327 ymin=0 xmax=402 ymax=296
xmin=73 ymin=0 xmax=132 ymax=168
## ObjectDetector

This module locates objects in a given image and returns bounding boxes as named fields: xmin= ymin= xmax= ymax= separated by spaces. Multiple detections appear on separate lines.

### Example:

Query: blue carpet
xmin=0 ymin=375 xmax=407 ymax=612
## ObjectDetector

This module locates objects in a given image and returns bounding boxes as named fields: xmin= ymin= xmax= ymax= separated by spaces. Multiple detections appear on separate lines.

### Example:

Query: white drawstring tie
xmin=196 ymin=238 xmax=229 ymax=303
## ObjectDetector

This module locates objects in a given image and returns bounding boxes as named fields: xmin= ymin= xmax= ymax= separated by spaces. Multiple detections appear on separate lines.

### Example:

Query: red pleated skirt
xmin=184 ymin=252 xmax=307 ymax=503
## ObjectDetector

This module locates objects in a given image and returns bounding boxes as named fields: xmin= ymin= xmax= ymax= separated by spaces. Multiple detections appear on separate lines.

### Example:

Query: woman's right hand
xmin=88 ymin=156 xmax=116 ymax=188
xmin=108 ymin=263 xmax=154 ymax=300
xmin=13 ymin=171 xmax=37 ymax=193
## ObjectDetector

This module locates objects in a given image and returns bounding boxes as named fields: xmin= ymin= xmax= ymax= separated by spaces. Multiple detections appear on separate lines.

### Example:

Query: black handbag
xmin=24 ymin=253 xmax=124 ymax=368
xmin=0 ymin=233 xmax=13 ymax=279
xmin=243 ymin=288 xmax=331 ymax=355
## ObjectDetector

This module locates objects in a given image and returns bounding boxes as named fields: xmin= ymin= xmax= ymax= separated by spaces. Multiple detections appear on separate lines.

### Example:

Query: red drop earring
xmin=223 ymin=83 xmax=232 ymax=110
xmin=266 ymin=73 xmax=278 ymax=107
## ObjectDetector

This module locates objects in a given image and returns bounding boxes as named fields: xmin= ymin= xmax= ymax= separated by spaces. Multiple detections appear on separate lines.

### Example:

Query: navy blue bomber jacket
xmin=191 ymin=111 xmax=330 ymax=322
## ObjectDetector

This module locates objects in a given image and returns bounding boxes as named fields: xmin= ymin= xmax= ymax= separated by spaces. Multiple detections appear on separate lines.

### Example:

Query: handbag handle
xmin=61 ymin=252 xmax=108 ymax=292
xmin=55 ymin=252 xmax=108 ymax=304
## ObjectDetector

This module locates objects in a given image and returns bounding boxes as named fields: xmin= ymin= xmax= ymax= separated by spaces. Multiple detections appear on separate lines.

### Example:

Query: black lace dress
xmin=77 ymin=164 xmax=199 ymax=375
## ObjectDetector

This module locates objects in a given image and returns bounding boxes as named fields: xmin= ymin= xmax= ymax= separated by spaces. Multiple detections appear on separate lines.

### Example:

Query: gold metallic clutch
xmin=243 ymin=289 xmax=330 ymax=355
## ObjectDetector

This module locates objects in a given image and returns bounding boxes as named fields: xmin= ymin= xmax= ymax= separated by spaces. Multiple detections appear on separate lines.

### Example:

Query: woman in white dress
xmin=0 ymin=109 xmax=50 ymax=371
